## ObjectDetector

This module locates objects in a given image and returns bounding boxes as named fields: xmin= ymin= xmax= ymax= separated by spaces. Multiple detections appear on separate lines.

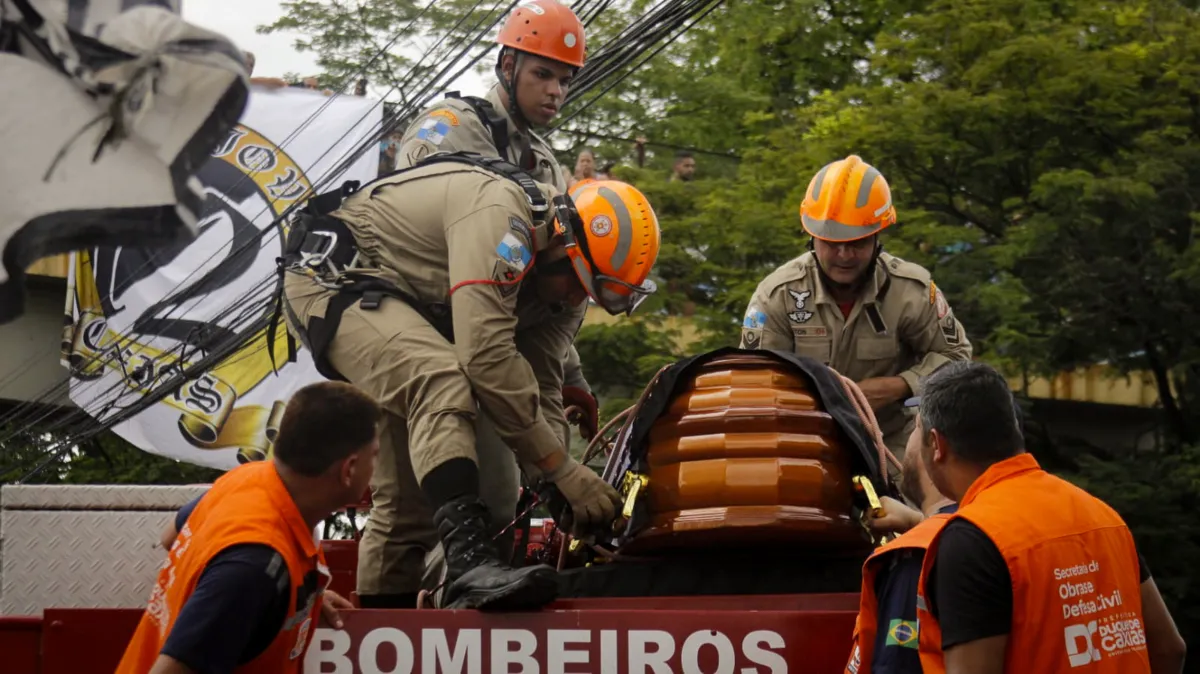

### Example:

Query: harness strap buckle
xmin=298 ymin=230 xmax=339 ymax=270
xmin=360 ymin=290 xmax=384 ymax=310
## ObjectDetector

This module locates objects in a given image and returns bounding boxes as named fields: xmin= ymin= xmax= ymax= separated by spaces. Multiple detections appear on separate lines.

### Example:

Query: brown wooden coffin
xmin=623 ymin=353 xmax=871 ymax=554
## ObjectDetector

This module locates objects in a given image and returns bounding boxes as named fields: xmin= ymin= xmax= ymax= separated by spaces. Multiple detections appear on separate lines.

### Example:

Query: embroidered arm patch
xmin=743 ymin=305 xmax=768 ymax=329
xmin=496 ymin=232 xmax=532 ymax=271
xmin=492 ymin=230 xmax=532 ymax=298
xmin=416 ymin=117 xmax=453 ymax=145
xmin=741 ymin=304 xmax=768 ymax=348
xmin=930 ymin=281 xmax=950 ymax=319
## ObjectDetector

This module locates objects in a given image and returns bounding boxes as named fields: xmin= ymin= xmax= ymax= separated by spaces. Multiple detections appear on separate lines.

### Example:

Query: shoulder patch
xmin=405 ymin=144 xmax=431 ymax=164
xmin=496 ymin=232 xmax=532 ymax=272
xmin=509 ymin=216 xmax=533 ymax=240
xmin=941 ymin=313 xmax=962 ymax=345
xmin=492 ymin=260 xmax=522 ymax=297
xmin=743 ymin=304 xmax=768 ymax=329
xmin=416 ymin=116 xmax=454 ymax=145
xmin=429 ymin=109 xmax=460 ymax=127
xmin=931 ymin=281 xmax=950 ymax=319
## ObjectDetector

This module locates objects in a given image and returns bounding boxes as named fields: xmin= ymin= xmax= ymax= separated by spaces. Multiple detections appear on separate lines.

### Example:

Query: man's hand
xmin=869 ymin=496 xmax=924 ymax=534
xmin=321 ymin=590 xmax=354 ymax=629
xmin=857 ymin=376 xmax=911 ymax=410
xmin=563 ymin=385 xmax=599 ymax=441
xmin=545 ymin=456 xmax=620 ymax=534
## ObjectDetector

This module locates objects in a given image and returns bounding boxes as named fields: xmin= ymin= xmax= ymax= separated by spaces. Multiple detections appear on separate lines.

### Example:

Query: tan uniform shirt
xmin=739 ymin=251 xmax=973 ymax=441
xmin=333 ymin=161 xmax=586 ymax=465
xmin=395 ymin=83 xmax=588 ymax=392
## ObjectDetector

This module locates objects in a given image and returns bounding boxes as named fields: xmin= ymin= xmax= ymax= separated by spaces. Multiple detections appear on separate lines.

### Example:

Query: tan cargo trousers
xmin=284 ymin=274 xmax=522 ymax=598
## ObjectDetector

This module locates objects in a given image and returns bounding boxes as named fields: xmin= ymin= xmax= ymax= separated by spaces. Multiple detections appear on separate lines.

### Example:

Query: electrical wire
xmin=553 ymin=127 xmax=740 ymax=159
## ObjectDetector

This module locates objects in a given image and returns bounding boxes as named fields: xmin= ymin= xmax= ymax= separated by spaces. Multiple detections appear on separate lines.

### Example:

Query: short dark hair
xmin=273 ymin=381 xmax=382 ymax=477
xmin=675 ymin=150 xmax=693 ymax=161
xmin=918 ymin=361 xmax=1023 ymax=464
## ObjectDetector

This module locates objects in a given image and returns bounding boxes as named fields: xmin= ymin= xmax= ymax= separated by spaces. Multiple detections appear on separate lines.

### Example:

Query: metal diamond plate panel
xmin=1 ymin=509 xmax=174 ymax=616
xmin=2 ymin=484 xmax=209 ymax=510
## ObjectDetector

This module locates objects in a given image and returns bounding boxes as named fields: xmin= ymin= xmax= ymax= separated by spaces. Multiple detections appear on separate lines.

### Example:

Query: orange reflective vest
xmin=115 ymin=461 xmax=330 ymax=674
xmin=844 ymin=512 xmax=953 ymax=674
xmin=916 ymin=454 xmax=1149 ymax=673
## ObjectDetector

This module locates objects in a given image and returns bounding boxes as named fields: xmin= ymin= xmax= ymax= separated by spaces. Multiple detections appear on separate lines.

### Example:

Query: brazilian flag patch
xmin=886 ymin=619 xmax=919 ymax=649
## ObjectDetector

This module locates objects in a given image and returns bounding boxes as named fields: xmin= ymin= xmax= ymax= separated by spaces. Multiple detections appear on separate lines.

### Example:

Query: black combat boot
xmin=433 ymin=495 xmax=559 ymax=610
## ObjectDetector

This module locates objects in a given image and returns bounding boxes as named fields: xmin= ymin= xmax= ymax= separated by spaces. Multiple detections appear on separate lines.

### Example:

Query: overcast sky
xmin=181 ymin=0 xmax=486 ymax=97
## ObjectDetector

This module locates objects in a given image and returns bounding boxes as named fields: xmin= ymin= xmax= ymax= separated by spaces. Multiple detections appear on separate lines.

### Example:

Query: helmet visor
xmin=596 ymin=274 xmax=656 ymax=316
xmin=567 ymin=255 xmax=656 ymax=316
xmin=556 ymin=194 xmax=657 ymax=315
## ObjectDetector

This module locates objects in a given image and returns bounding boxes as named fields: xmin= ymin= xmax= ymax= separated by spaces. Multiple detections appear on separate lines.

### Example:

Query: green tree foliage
xmin=259 ymin=0 xmax=502 ymax=95
xmin=0 ymin=422 xmax=221 ymax=485
xmin=728 ymin=0 xmax=1200 ymax=441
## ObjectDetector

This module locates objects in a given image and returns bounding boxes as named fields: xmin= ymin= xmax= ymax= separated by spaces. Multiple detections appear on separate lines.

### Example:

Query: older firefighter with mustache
xmin=739 ymin=155 xmax=973 ymax=466
xmin=281 ymin=149 xmax=661 ymax=610
xmin=386 ymin=0 xmax=600 ymax=608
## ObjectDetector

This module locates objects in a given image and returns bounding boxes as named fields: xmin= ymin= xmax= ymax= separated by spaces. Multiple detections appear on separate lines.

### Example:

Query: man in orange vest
xmin=845 ymin=397 xmax=958 ymax=674
xmin=116 ymin=380 xmax=383 ymax=674
xmin=911 ymin=361 xmax=1186 ymax=674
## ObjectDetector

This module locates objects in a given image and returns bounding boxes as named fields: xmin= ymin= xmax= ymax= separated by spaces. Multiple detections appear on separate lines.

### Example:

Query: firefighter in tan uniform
xmin=740 ymin=155 xmax=972 ymax=467
xmin=385 ymin=0 xmax=598 ymax=608
xmin=281 ymin=151 xmax=661 ymax=610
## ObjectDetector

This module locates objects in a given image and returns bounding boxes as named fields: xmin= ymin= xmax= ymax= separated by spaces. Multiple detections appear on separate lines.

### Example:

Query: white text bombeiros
xmin=305 ymin=627 xmax=789 ymax=674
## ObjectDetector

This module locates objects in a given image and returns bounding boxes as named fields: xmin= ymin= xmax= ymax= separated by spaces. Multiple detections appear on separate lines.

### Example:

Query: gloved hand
xmin=562 ymin=385 xmax=599 ymax=440
xmin=544 ymin=456 xmax=620 ymax=533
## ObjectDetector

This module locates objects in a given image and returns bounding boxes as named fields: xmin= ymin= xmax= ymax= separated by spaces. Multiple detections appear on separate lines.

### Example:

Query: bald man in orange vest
xmin=845 ymin=396 xmax=958 ymax=674
xmin=910 ymin=361 xmax=1186 ymax=674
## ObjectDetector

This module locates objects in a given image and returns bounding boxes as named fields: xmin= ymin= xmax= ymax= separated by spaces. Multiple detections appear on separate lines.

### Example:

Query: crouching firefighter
xmin=276 ymin=150 xmax=662 ymax=610
xmin=388 ymin=0 xmax=598 ymax=606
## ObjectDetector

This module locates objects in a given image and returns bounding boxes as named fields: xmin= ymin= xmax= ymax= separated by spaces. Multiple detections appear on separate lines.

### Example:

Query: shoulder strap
xmin=300 ymin=179 xmax=361 ymax=218
xmin=416 ymin=151 xmax=549 ymax=222
xmin=444 ymin=90 xmax=511 ymax=160
xmin=297 ymin=148 xmax=547 ymax=223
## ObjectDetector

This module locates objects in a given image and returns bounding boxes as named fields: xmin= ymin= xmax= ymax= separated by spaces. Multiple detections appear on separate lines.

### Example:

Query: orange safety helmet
xmin=568 ymin=177 xmax=598 ymax=196
xmin=800 ymin=155 xmax=897 ymax=242
xmin=552 ymin=180 xmax=660 ymax=316
xmin=496 ymin=0 xmax=587 ymax=68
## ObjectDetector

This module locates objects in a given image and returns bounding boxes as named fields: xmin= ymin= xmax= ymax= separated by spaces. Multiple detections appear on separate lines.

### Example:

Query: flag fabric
xmin=886 ymin=619 xmax=919 ymax=649
xmin=0 ymin=0 xmax=249 ymax=324
xmin=61 ymin=88 xmax=381 ymax=470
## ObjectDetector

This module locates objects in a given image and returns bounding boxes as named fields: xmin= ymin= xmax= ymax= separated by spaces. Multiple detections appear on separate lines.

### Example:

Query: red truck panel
xmin=0 ymin=616 xmax=41 ymax=674
xmin=2 ymin=594 xmax=858 ymax=674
